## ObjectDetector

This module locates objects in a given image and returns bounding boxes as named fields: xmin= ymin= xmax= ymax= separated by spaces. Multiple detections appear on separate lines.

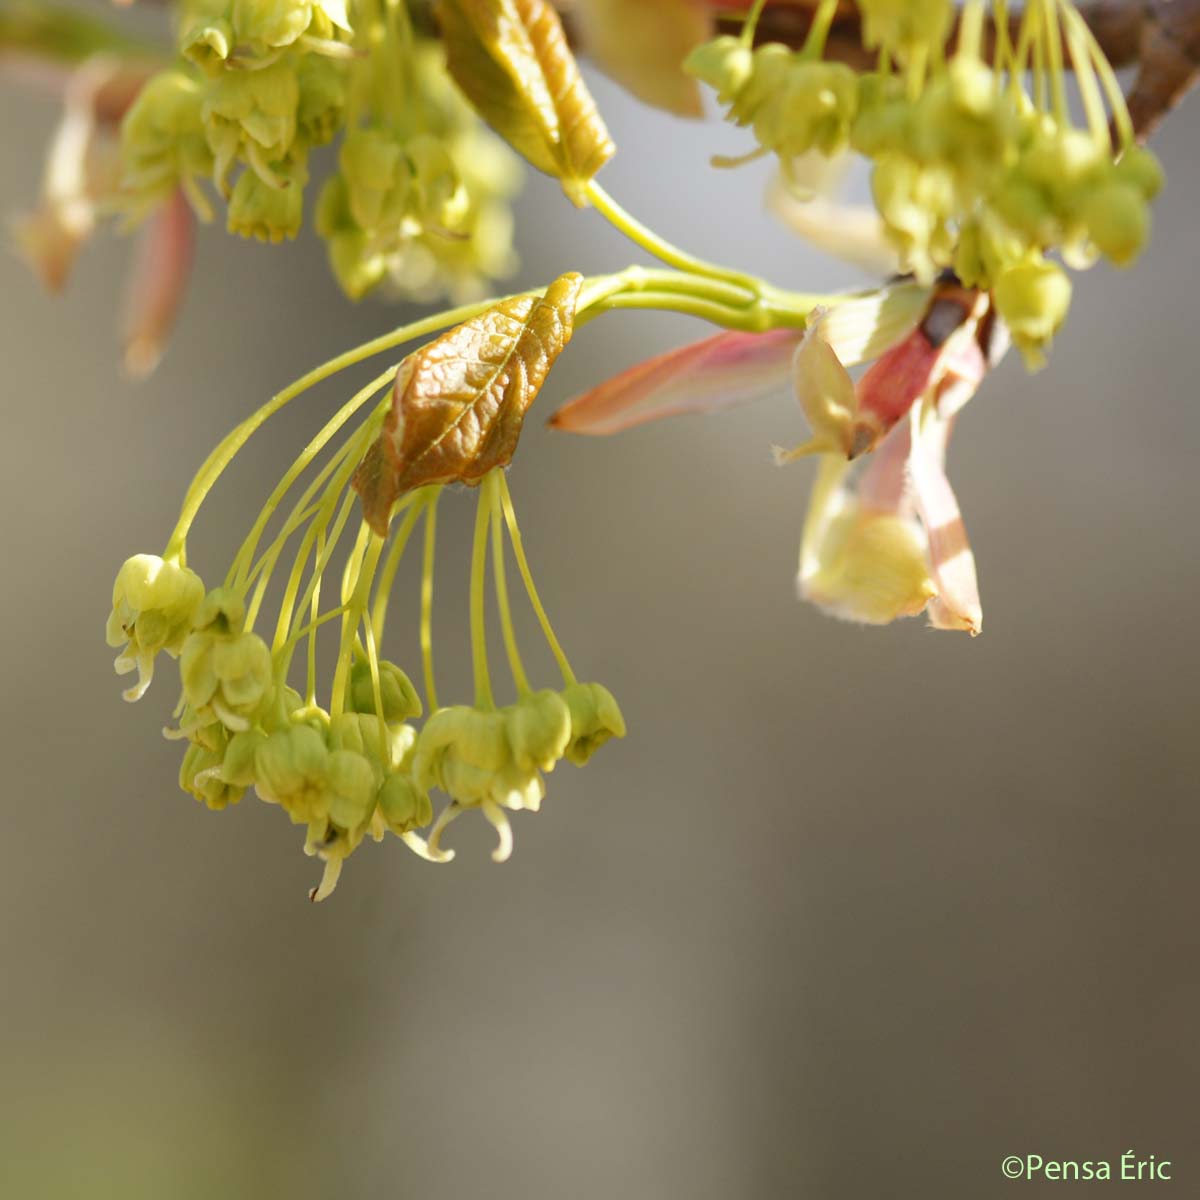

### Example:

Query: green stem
xmin=420 ymin=491 xmax=440 ymax=713
xmin=957 ymin=0 xmax=986 ymax=61
xmin=1040 ymin=0 xmax=1069 ymax=127
xmin=230 ymin=364 xmax=397 ymax=591
xmin=585 ymin=182 xmax=761 ymax=298
xmin=1060 ymin=0 xmax=1109 ymax=148
xmin=330 ymin=527 xmax=384 ymax=719
xmin=497 ymin=473 xmax=576 ymax=688
xmin=739 ymin=0 xmax=768 ymax=47
xmin=469 ymin=479 xmax=495 ymax=710
xmin=1069 ymin=4 xmax=1133 ymax=148
xmin=369 ymin=492 xmax=427 ymax=645
xmin=800 ymin=0 xmax=839 ymax=61
xmin=487 ymin=472 xmax=531 ymax=698
xmin=164 ymin=296 xmax=508 ymax=558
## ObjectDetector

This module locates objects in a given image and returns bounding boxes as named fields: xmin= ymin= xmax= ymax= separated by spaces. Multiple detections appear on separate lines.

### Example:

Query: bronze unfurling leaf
xmin=435 ymin=0 xmax=615 ymax=205
xmin=354 ymin=272 xmax=584 ymax=534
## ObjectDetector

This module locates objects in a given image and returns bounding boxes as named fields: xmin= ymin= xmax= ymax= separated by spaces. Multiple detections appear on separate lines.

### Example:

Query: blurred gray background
xmin=2 ymin=11 xmax=1199 ymax=1198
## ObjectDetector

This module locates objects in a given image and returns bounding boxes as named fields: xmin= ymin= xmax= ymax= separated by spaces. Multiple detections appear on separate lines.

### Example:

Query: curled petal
xmin=481 ymin=800 xmax=514 ymax=863
xmin=309 ymin=856 xmax=344 ymax=902
xmin=779 ymin=317 xmax=862 ymax=459
xmin=399 ymin=831 xmax=455 ymax=864
xmin=549 ymin=327 xmax=799 ymax=435
xmin=908 ymin=404 xmax=982 ymax=635
xmin=121 ymin=188 xmax=195 ymax=379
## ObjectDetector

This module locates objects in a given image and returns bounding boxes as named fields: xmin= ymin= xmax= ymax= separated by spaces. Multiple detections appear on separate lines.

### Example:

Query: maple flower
xmin=551 ymin=278 xmax=1003 ymax=633
xmin=791 ymin=285 xmax=1005 ymax=633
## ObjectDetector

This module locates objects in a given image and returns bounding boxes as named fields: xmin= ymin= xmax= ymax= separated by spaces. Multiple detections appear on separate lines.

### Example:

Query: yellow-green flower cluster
xmin=687 ymin=2 xmax=1163 ymax=367
xmin=118 ymin=1 xmax=349 ymax=241
xmin=686 ymin=38 xmax=859 ymax=166
xmin=316 ymin=40 xmax=521 ymax=303
xmin=116 ymin=5 xmax=520 ymax=300
xmin=178 ymin=0 xmax=352 ymax=72
xmin=107 ymin=462 xmax=622 ymax=900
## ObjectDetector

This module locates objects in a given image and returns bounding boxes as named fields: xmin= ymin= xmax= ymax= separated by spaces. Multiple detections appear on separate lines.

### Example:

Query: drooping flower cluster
xmin=107 ymin=273 xmax=626 ymax=900
xmin=109 ymin=469 xmax=623 ymax=900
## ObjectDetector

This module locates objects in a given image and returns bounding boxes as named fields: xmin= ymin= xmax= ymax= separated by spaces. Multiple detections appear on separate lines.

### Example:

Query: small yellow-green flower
xmin=179 ymin=588 xmax=273 ymax=731
xmin=107 ymin=554 xmax=205 ymax=701
xmin=560 ymin=683 xmax=625 ymax=766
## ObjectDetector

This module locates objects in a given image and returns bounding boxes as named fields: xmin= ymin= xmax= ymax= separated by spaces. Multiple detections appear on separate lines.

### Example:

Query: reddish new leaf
xmin=354 ymin=272 xmax=583 ymax=533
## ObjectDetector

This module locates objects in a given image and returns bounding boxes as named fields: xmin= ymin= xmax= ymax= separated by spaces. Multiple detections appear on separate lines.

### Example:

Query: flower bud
xmin=180 ymin=622 xmax=273 ymax=732
xmin=202 ymin=59 xmax=299 ymax=188
xmin=222 ymin=728 xmax=267 ymax=787
xmin=871 ymin=154 xmax=955 ymax=280
xmin=227 ymin=151 xmax=308 ymax=242
xmin=180 ymin=739 xmax=244 ymax=810
xmin=107 ymin=554 xmax=205 ymax=701
xmin=231 ymin=0 xmax=312 ymax=54
xmin=340 ymin=128 xmax=404 ymax=230
xmin=314 ymin=175 xmax=387 ymax=299
xmin=764 ymin=61 xmax=858 ymax=160
xmin=296 ymin=53 xmax=346 ymax=146
xmin=683 ymin=36 xmax=755 ymax=106
xmin=993 ymin=255 xmax=1072 ymax=368
xmin=1115 ymin=146 xmax=1164 ymax=201
xmin=378 ymin=771 xmax=432 ymax=834
xmin=505 ymin=689 xmax=572 ymax=773
xmin=179 ymin=1 xmax=234 ymax=71
xmin=1081 ymin=182 xmax=1149 ymax=267
xmin=561 ymin=683 xmax=625 ymax=766
xmin=120 ymin=67 xmax=213 ymax=206
xmin=192 ymin=586 xmax=245 ymax=634
xmin=325 ymin=749 xmax=378 ymax=832
xmin=414 ymin=706 xmax=510 ymax=794
xmin=254 ymin=723 xmax=330 ymax=824
xmin=344 ymin=660 xmax=422 ymax=723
